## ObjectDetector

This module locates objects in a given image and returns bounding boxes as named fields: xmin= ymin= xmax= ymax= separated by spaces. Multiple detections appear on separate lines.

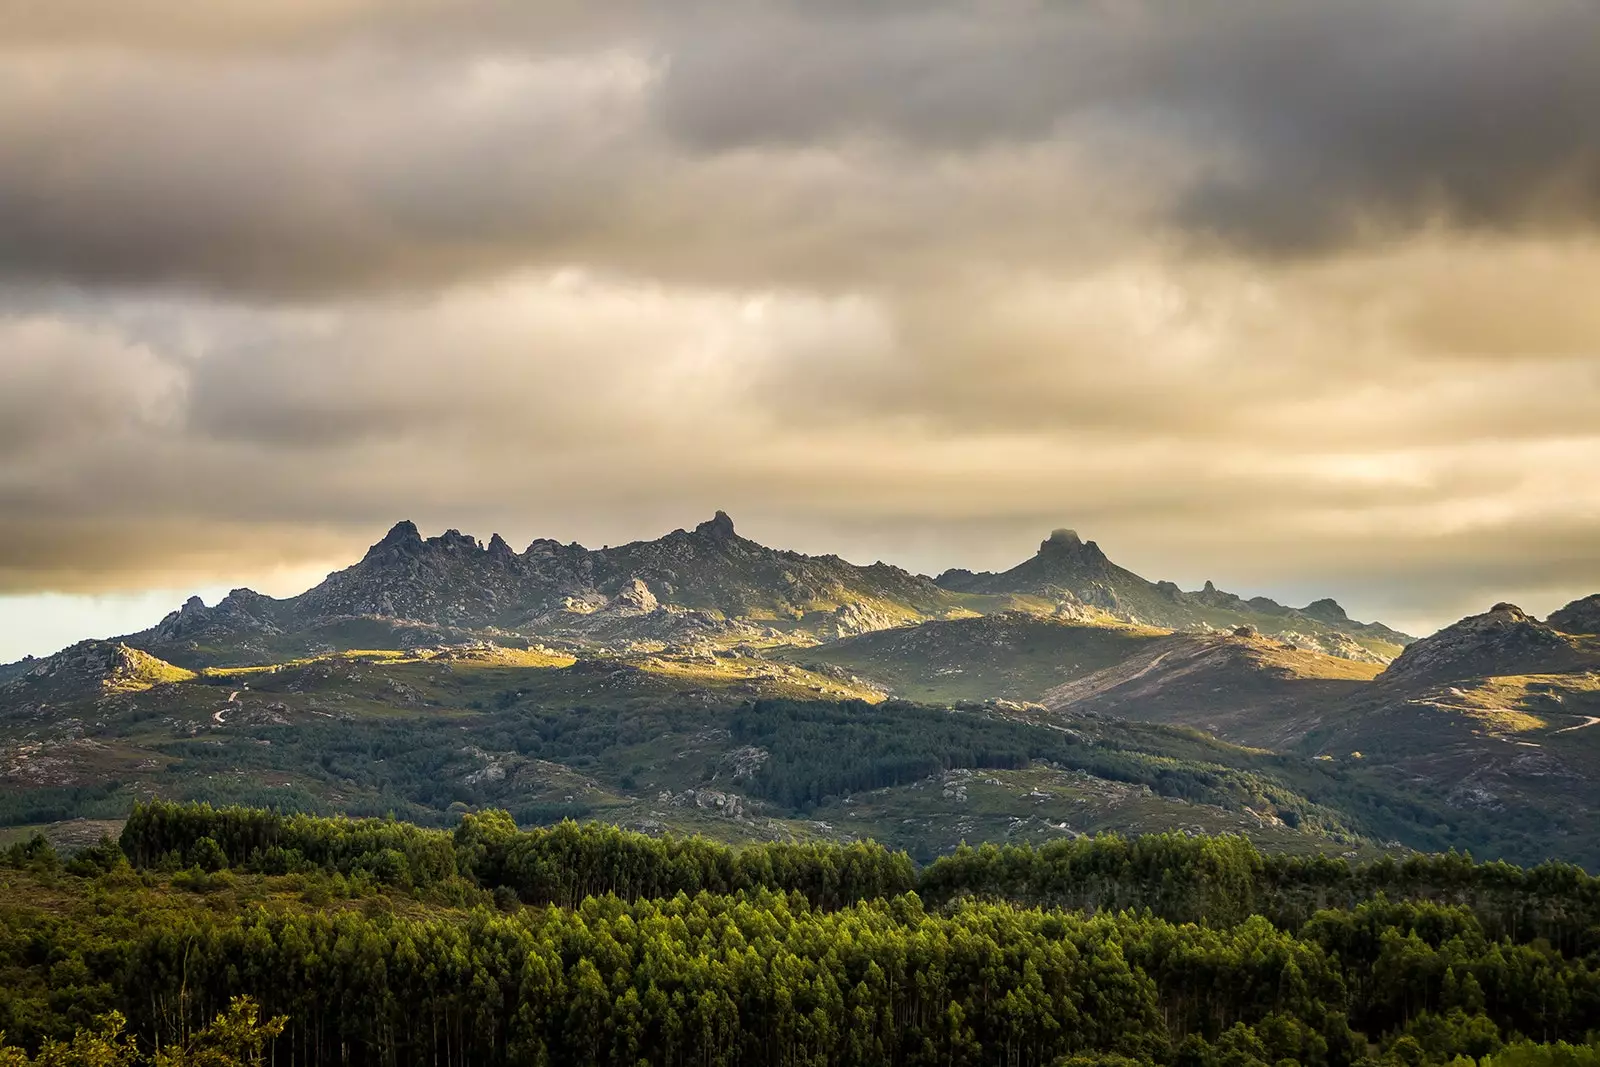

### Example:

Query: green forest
xmin=2 ymin=696 xmax=1581 ymax=871
xmin=4 ymin=803 xmax=1600 ymax=1067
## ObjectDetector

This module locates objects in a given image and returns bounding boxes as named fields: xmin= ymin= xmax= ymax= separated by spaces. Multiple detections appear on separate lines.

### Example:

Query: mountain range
xmin=110 ymin=515 xmax=1410 ymax=669
xmin=4 ymin=515 xmax=1599 ymax=868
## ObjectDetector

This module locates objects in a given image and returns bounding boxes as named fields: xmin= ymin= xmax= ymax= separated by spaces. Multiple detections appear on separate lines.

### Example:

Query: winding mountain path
xmin=1552 ymin=716 xmax=1600 ymax=735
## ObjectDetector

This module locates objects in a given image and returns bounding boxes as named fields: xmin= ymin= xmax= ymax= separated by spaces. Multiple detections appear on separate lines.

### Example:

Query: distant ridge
xmin=119 ymin=513 xmax=969 ymax=667
xmin=0 ymin=516 xmax=1415 ymax=672
xmin=936 ymin=528 xmax=1410 ymax=661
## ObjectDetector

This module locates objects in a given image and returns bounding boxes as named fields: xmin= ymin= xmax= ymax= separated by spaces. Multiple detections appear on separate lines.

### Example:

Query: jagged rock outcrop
xmin=107 ymin=513 xmax=972 ymax=667
xmin=832 ymin=601 xmax=905 ymax=637
xmin=608 ymin=579 xmax=660 ymax=616
xmin=13 ymin=516 xmax=1414 ymax=672
xmin=148 ymin=589 xmax=287 ymax=644
xmin=295 ymin=520 xmax=580 ymax=625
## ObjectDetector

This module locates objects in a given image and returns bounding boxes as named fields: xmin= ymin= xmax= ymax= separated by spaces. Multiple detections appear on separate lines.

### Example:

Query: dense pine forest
xmin=3 ymin=804 xmax=1600 ymax=1066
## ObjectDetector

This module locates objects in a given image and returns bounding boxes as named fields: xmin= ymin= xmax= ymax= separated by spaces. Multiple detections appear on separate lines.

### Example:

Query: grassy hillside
xmin=780 ymin=611 xmax=1168 ymax=702
xmin=0 ymin=637 xmax=1453 ymax=863
xmin=10 ymin=629 xmax=1600 ymax=868
xmin=1043 ymin=632 xmax=1383 ymax=749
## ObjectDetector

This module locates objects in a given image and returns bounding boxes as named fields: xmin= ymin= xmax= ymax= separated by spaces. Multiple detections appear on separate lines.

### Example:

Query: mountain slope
xmin=1 ymin=640 xmax=194 ymax=711
xmin=0 ymin=636 xmax=1397 ymax=859
xmin=1027 ymin=595 xmax=1600 ymax=864
xmin=937 ymin=529 xmax=1411 ymax=661
xmin=786 ymin=611 xmax=1169 ymax=703
xmin=1375 ymin=602 xmax=1600 ymax=687
xmin=4 ymin=554 xmax=1600 ymax=866
xmin=1042 ymin=632 xmax=1382 ymax=749
xmin=588 ymin=512 xmax=954 ymax=620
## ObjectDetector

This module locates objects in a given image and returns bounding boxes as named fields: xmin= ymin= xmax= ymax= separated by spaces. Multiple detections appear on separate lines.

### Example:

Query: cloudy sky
xmin=3 ymin=0 xmax=1600 ymax=660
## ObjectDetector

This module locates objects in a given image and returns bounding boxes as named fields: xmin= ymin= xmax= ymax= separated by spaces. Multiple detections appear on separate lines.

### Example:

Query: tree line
xmin=3 ymin=803 xmax=1600 ymax=1065
xmin=119 ymin=800 xmax=918 ymax=911
xmin=5 ymin=864 xmax=1600 ymax=1066
xmin=119 ymin=801 xmax=1600 ymax=948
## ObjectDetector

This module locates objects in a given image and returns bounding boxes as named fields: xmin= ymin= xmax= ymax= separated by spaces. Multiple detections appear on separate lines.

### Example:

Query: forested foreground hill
xmin=5 ymin=804 xmax=1600 ymax=1067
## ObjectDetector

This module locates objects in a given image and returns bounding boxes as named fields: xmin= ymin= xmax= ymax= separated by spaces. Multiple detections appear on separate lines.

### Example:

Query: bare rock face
xmin=1278 ymin=629 xmax=1388 ymax=666
xmin=656 ymin=787 xmax=752 ymax=819
xmin=1052 ymin=591 xmax=1098 ymax=623
xmin=833 ymin=601 xmax=902 ymax=637
xmin=1549 ymin=594 xmax=1600 ymax=636
xmin=609 ymin=579 xmax=660 ymax=616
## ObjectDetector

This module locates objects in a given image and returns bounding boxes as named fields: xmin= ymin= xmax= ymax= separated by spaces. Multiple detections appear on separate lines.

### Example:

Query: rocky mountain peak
xmin=360 ymin=522 xmax=495 ymax=565
xmin=432 ymin=529 xmax=480 ymax=553
xmin=695 ymin=511 xmax=738 ymax=542
xmin=378 ymin=519 xmax=423 ymax=547
xmin=361 ymin=520 xmax=426 ymax=564
xmin=487 ymin=533 xmax=515 ymax=560
xmin=1549 ymin=594 xmax=1600 ymax=635
xmin=1301 ymin=598 xmax=1350 ymax=624
xmin=1038 ymin=528 xmax=1106 ymax=563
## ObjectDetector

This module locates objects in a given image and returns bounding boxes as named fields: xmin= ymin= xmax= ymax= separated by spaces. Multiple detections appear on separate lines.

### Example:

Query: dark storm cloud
xmin=0 ymin=48 xmax=657 ymax=295
xmin=649 ymin=1 xmax=1600 ymax=252
xmin=3 ymin=2 xmax=1600 ymax=296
